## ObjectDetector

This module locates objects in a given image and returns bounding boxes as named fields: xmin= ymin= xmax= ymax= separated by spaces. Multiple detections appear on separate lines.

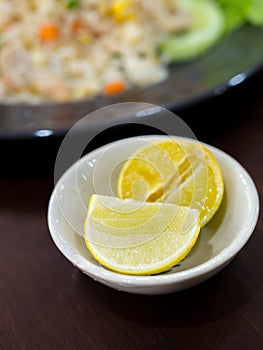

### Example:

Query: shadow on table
xmin=76 ymin=263 xmax=245 ymax=326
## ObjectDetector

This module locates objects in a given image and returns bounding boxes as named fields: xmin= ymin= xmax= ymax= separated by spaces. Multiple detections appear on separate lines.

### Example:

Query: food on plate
xmin=0 ymin=0 xmax=261 ymax=104
xmin=217 ymin=0 xmax=263 ymax=31
xmin=117 ymin=139 xmax=224 ymax=227
xmin=84 ymin=194 xmax=200 ymax=275
xmin=0 ymin=0 xmax=192 ymax=103
xmin=84 ymin=138 xmax=224 ymax=275
xmin=159 ymin=0 xmax=224 ymax=62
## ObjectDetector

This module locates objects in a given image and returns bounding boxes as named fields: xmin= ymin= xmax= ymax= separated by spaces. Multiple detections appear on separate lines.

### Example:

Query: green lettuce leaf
xmin=247 ymin=0 xmax=263 ymax=26
xmin=217 ymin=0 xmax=251 ymax=32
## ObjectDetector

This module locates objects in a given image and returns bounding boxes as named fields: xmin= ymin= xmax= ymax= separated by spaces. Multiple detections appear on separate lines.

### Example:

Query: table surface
xmin=1 ymin=75 xmax=263 ymax=350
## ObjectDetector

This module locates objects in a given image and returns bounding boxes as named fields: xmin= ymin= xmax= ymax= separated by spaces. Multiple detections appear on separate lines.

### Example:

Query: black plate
xmin=1 ymin=25 xmax=263 ymax=140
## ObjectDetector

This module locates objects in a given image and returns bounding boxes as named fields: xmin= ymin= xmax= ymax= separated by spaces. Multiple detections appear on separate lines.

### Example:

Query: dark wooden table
xmin=1 ymin=75 xmax=262 ymax=349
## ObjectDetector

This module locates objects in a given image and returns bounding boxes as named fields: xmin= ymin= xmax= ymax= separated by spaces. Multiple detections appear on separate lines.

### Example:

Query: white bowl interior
xmin=48 ymin=136 xmax=259 ymax=294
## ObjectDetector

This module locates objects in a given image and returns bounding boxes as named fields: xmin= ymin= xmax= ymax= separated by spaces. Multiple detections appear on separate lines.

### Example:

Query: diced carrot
xmin=72 ymin=18 xmax=86 ymax=32
xmin=38 ymin=24 xmax=59 ymax=41
xmin=103 ymin=80 xmax=126 ymax=95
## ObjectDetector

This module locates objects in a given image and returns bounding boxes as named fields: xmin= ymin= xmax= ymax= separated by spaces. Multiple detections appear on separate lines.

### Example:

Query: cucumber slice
xmin=159 ymin=0 xmax=225 ymax=62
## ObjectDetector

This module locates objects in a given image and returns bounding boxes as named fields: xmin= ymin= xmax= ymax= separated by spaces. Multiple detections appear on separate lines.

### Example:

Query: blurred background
xmin=0 ymin=0 xmax=263 ymax=176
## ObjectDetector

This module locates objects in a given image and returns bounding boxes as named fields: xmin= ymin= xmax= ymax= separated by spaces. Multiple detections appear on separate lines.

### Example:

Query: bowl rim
xmin=47 ymin=135 xmax=260 ymax=288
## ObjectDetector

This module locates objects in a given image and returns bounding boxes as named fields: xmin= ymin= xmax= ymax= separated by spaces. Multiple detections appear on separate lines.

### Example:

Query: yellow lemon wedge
xmin=117 ymin=138 xmax=224 ymax=227
xmin=84 ymin=194 xmax=200 ymax=275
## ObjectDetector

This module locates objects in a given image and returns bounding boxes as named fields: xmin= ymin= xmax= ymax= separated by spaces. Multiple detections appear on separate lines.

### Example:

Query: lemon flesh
xmin=84 ymin=194 xmax=200 ymax=276
xmin=117 ymin=139 xmax=224 ymax=227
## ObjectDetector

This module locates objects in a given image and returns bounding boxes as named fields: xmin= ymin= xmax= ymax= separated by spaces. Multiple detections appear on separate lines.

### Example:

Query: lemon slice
xmin=117 ymin=139 xmax=189 ymax=202
xmin=117 ymin=138 xmax=224 ymax=227
xmin=84 ymin=194 xmax=200 ymax=275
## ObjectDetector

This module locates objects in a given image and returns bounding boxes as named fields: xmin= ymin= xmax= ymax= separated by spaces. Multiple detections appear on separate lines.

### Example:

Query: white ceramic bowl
xmin=47 ymin=136 xmax=259 ymax=295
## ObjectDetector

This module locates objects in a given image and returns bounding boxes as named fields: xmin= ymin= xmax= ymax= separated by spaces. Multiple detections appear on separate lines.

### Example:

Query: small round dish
xmin=47 ymin=136 xmax=259 ymax=295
